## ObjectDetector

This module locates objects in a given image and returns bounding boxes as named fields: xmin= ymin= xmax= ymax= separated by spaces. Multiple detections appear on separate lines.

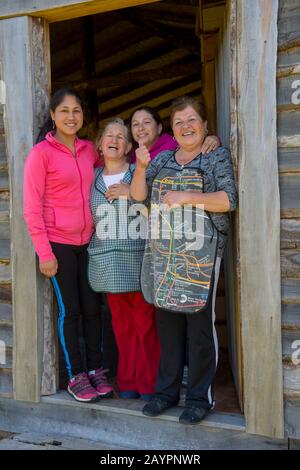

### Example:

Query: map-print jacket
xmin=145 ymin=147 xmax=238 ymax=256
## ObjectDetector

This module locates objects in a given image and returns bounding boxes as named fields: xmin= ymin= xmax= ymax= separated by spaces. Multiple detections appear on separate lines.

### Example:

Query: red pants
xmin=107 ymin=292 xmax=160 ymax=394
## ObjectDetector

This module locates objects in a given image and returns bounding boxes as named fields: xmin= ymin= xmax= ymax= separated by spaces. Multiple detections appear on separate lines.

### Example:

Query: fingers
xmin=201 ymin=143 xmax=217 ymax=154
xmin=39 ymin=259 xmax=58 ymax=277
xmin=135 ymin=144 xmax=151 ymax=169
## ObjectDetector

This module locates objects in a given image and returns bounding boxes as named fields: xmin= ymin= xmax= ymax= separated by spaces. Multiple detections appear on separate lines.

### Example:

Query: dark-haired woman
xmin=24 ymin=88 xmax=113 ymax=403
xmin=129 ymin=106 xmax=220 ymax=162
xmin=131 ymin=96 xmax=237 ymax=425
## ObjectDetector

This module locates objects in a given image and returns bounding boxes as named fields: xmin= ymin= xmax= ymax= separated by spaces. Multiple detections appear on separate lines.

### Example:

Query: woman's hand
xmin=163 ymin=191 xmax=187 ymax=209
xmin=39 ymin=258 xmax=58 ymax=277
xmin=105 ymin=183 xmax=130 ymax=202
xmin=201 ymin=135 xmax=220 ymax=154
xmin=135 ymin=141 xmax=151 ymax=170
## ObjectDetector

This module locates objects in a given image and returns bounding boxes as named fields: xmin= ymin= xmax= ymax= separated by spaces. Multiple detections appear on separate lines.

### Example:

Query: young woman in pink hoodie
xmin=129 ymin=106 xmax=220 ymax=162
xmin=23 ymin=88 xmax=113 ymax=403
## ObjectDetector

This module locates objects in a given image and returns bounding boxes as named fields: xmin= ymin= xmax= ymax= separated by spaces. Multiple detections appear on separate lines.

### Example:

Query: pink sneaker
xmin=67 ymin=372 xmax=99 ymax=402
xmin=88 ymin=368 xmax=114 ymax=398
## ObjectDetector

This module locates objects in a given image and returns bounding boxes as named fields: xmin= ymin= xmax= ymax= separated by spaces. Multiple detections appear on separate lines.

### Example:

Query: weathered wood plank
xmin=285 ymin=397 xmax=300 ymax=438
xmin=282 ymin=329 xmax=300 ymax=359
xmin=279 ymin=174 xmax=300 ymax=217
xmin=54 ymin=61 xmax=201 ymax=90
xmin=236 ymin=0 xmax=283 ymax=438
xmin=0 ymin=302 xmax=12 ymax=326
xmin=0 ymin=16 xmax=51 ymax=402
xmin=277 ymin=109 xmax=300 ymax=147
xmin=0 ymin=368 xmax=13 ymax=396
xmin=277 ymin=45 xmax=300 ymax=68
xmin=0 ymin=0 xmax=160 ymax=23
xmin=0 ymin=262 xmax=11 ymax=284
xmin=282 ymin=278 xmax=300 ymax=304
xmin=278 ymin=148 xmax=300 ymax=173
xmin=282 ymin=303 xmax=300 ymax=329
xmin=0 ymin=283 xmax=11 ymax=303
xmin=277 ymin=73 xmax=300 ymax=109
xmin=0 ymin=325 xmax=12 ymax=349
xmin=281 ymin=219 xmax=300 ymax=249
xmin=215 ymin=0 xmax=243 ymax=409
xmin=283 ymin=363 xmax=300 ymax=392
xmin=278 ymin=0 xmax=300 ymax=49
xmin=281 ymin=250 xmax=300 ymax=278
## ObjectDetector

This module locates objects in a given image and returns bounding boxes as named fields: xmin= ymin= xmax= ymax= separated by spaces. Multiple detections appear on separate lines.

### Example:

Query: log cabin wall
xmin=0 ymin=69 xmax=12 ymax=398
xmin=277 ymin=0 xmax=300 ymax=438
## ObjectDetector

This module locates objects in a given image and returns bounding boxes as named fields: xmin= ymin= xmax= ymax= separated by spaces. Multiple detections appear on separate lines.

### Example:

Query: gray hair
xmin=96 ymin=117 xmax=131 ymax=147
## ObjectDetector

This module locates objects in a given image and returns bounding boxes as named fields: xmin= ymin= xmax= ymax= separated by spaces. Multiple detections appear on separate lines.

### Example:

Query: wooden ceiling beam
xmin=123 ymin=10 xmax=200 ymax=56
xmin=0 ymin=0 xmax=161 ymax=23
xmin=53 ymin=61 xmax=201 ymax=89
xmin=99 ymin=76 xmax=201 ymax=119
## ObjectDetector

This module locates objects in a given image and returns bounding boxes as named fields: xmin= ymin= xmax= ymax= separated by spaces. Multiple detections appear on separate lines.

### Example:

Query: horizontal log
xmin=282 ymin=329 xmax=300 ymax=359
xmin=278 ymin=148 xmax=300 ymax=173
xmin=284 ymin=397 xmax=300 ymax=438
xmin=281 ymin=219 xmax=300 ymax=249
xmin=277 ymin=110 xmax=300 ymax=147
xmin=281 ymin=278 xmax=300 ymax=304
xmin=282 ymin=303 xmax=300 ymax=329
xmin=0 ymin=240 xmax=10 ymax=261
xmin=0 ymin=324 xmax=13 ymax=349
xmin=0 ymin=0 xmax=160 ymax=23
xmin=0 ymin=368 xmax=13 ymax=396
xmin=279 ymin=174 xmax=300 ymax=214
xmin=0 ymin=346 xmax=12 ymax=369
xmin=0 ymin=222 xmax=10 ymax=240
xmin=54 ymin=61 xmax=201 ymax=90
xmin=277 ymin=73 xmax=300 ymax=109
xmin=283 ymin=363 xmax=300 ymax=392
xmin=277 ymin=45 xmax=300 ymax=69
xmin=278 ymin=0 xmax=300 ymax=50
xmin=0 ymin=302 xmax=12 ymax=326
xmin=0 ymin=173 xmax=9 ymax=192
xmin=0 ymin=283 xmax=12 ymax=303
xmin=281 ymin=250 xmax=300 ymax=278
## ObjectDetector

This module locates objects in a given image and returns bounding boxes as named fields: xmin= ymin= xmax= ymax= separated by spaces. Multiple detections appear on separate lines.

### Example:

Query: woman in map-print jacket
xmin=130 ymin=96 xmax=238 ymax=425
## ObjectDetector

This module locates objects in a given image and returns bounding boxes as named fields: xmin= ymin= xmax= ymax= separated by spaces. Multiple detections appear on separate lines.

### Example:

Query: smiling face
xmin=99 ymin=123 xmax=132 ymax=162
xmin=50 ymin=94 xmax=83 ymax=138
xmin=171 ymin=105 xmax=207 ymax=153
xmin=130 ymin=110 xmax=162 ymax=149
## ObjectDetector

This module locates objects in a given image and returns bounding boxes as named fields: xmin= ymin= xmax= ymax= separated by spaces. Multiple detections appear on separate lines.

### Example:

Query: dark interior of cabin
xmin=49 ymin=0 xmax=240 ymax=414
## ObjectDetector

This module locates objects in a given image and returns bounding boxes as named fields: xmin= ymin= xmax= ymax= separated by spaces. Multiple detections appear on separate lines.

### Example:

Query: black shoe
xmin=142 ymin=397 xmax=174 ymax=417
xmin=179 ymin=406 xmax=209 ymax=425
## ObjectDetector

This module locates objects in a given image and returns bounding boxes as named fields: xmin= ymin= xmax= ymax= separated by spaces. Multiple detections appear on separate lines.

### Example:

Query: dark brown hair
xmin=170 ymin=96 xmax=207 ymax=126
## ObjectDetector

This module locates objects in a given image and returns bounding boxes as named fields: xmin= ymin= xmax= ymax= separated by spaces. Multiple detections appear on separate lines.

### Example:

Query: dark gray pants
xmin=155 ymin=257 xmax=221 ymax=409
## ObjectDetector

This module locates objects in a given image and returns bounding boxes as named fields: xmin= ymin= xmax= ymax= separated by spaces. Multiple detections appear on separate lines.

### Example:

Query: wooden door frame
xmin=1 ymin=0 xmax=284 ymax=438
xmin=230 ymin=0 xmax=284 ymax=438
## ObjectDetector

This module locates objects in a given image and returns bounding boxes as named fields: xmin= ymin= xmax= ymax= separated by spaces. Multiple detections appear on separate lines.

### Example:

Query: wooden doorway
xmin=0 ymin=0 xmax=283 ymax=438
xmin=48 ymin=0 xmax=241 ymax=415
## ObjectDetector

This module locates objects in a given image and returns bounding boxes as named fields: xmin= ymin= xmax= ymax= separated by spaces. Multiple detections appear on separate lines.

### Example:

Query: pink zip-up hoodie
xmin=24 ymin=132 xmax=99 ymax=263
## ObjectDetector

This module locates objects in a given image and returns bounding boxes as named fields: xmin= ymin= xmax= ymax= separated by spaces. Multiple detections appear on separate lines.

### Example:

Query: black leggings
xmin=51 ymin=242 xmax=102 ymax=379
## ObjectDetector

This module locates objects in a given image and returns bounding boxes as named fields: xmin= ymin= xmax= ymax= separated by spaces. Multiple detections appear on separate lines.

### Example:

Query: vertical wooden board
xmin=236 ymin=0 xmax=283 ymax=438
xmin=0 ymin=16 xmax=51 ymax=402
xmin=215 ymin=1 xmax=243 ymax=410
